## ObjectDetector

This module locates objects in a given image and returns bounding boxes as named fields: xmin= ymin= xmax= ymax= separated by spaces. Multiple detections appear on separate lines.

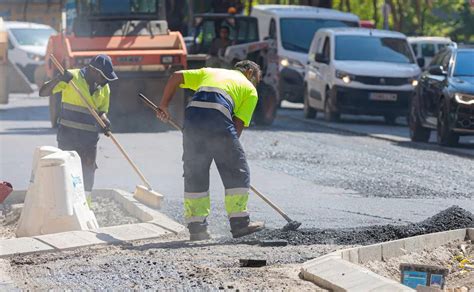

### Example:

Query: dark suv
xmin=409 ymin=46 xmax=474 ymax=146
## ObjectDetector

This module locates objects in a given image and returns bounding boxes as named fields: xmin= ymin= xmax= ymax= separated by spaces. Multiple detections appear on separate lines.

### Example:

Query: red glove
xmin=0 ymin=181 xmax=13 ymax=204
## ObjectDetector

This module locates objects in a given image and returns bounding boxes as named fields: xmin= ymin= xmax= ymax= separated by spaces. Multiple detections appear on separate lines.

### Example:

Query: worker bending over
xmin=157 ymin=60 xmax=264 ymax=240
xmin=39 ymin=55 xmax=117 ymax=204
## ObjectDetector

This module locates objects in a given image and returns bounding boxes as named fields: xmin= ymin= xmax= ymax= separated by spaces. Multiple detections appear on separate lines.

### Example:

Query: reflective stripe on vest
xmin=60 ymin=102 xmax=98 ymax=132
xmin=196 ymin=86 xmax=235 ymax=108
xmin=187 ymin=101 xmax=233 ymax=121
xmin=59 ymin=119 xmax=98 ymax=132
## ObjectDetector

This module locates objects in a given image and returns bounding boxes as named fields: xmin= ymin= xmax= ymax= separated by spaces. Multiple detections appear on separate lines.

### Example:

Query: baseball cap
xmin=89 ymin=54 xmax=118 ymax=81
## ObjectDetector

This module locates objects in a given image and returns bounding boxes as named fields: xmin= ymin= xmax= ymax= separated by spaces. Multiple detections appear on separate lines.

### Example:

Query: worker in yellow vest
xmin=157 ymin=60 xmax=265 ymax=240
xmin=39 ymin=55 xmax=117 ymax=204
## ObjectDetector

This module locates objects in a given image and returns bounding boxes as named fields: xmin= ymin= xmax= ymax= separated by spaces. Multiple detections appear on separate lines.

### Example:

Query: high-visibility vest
xmin=53 ymin=69 xmax=110 ymax=133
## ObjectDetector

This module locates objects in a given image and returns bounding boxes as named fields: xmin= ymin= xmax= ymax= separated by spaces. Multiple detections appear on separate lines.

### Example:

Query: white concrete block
xmin=382 ymin=239 xmax=406 ymax=261
xmin=467 ymin=228 xmax=474 ymax=240
xmin=0 ymin=237 xmax=53 ymax=257
xmin=35 ymin=230 xmax=116 ymax=250
xmin=92 ymin=223 xmax=169 ymax=242
xmin=358 ymin=243 xmax=382 ymax=263
xmin=444 ymin=229 xmax=467 ymax=242
xmin=403 ymin=234 xmax=426 ymax=253
xmin=349 ymin=248 xmax=359 ymax=264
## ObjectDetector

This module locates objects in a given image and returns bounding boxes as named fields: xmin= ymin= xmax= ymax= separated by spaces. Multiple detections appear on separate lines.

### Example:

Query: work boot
xmin=230 ymin=217 xmax=265 ymax=238
xmin=188 ymin=221 xmax=211 ymax=241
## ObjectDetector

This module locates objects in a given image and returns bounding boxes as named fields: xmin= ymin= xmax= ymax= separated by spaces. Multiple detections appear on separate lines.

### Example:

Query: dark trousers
xmin=58 ymin=139 xmax=98 ymax=192
xmin=183 ymin=106 xmax=251 ymax=229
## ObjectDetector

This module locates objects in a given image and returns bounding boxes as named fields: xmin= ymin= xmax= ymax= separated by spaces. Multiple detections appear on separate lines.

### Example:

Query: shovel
xmin=138 ymin=93 xmax=302 ymax=231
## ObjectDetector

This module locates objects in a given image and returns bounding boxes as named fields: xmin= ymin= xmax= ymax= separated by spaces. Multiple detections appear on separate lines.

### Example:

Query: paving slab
xmin=0 ymin=237 xmax=54 ymax=257
xmin=34 ymin=230 xmax=116 ymax=250
xmin=301 ymin=229 xmax=473 ymax=291
xmin=92 ymin=223 xmax=170 ymax=242
xmin=302 ymin=257 xmax=409 ymax=291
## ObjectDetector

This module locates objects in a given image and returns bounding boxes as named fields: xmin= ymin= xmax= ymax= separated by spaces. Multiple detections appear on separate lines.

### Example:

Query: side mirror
xmin=428 ymin=66 xmax=446 ymax=76
xmin=417 ymin=57 xmax=425 ymax=68
xmin=315 ymin=53 xmax=328 ymax=64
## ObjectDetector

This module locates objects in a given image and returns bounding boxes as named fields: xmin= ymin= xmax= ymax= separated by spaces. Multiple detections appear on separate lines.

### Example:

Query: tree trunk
xmin=414 ymin=0 xmax=421 ymax=35
xmin=373 ymin=0 xmax=378 ymax=27
xmin=387 ymin=0 xmax=399 ymax=31
xmin=345 ymin=0 xmax=351 ymax=12
xmin=396 ymin=0 xmax=404 ymax=31
xmin=339 ymin=0 xmax=344 ymax=11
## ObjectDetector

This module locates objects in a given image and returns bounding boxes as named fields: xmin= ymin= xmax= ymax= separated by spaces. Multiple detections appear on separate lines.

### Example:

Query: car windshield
xmin=280 ymin=18 xmax=358 ymax=53
xmin=10 ymin=28 xmax=56 ymax=46
xmin=77 ymin=0 xmax=165 ymax=18
xmin=335 ymin=36 xmax=415 ymax=64
xmin=453 ymin=51 xmax=474 ymax=77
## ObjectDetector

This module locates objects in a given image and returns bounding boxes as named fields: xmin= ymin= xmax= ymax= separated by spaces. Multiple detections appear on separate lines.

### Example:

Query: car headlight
xmin=27 ymin=53 xmax=43 ymax=62
xmin=335 ymin=70 xmax=355 ymax=84
xmin=409 ymin=78 xmax=419 ymax=87
xmin=454 ymin=93 xmax=474 ymax=105
xmin=280 ymin=57 xmax=305 ymax=70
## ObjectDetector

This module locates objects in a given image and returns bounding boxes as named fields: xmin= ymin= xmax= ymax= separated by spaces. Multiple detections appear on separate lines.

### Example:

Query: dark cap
xmin=89 ymin=54 xmax=118 ymax=81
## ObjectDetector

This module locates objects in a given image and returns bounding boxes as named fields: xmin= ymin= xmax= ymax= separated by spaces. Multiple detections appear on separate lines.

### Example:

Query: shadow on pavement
xmin=0 ymin=106 xmax=49 ymax=121
xmin=394 ymin=140 xmax=474 ymax=160
xmin=0 ymin=127 xmax=56 ymax=135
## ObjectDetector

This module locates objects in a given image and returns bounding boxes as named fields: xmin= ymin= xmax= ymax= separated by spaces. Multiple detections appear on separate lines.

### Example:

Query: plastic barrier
xmin=16 ymin=147 xmax=99 ymax=237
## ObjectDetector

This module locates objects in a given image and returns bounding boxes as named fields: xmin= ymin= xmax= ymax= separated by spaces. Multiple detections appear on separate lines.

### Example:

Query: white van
xmin=5 ymin=21 xmax=56 ymax=84
xmin=304 ymin=28 xmax=421 ymax=124
xmin=251 ymin=5 xmax=359 ymax=103
xmin=407 ymin=36 xmax=454 ymax=69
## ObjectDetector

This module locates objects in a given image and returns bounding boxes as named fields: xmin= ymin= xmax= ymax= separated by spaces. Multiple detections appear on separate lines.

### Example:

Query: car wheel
xmin=324 ymin=87 xmax=340 ymax=122
xmin=384 ymin=114 xmax=397 ymax=125
xmin=303 ymin=86 xmax=316 ymax=119
xmin=49 ymin=93 xmax=61 ymax=128
xmin=254 ymin=83 xmax=278 ymax=126
xmin=408 ymin=96 xmax=430 ymax=142
xmin=437 ymin=99 xmax=459 ymax=146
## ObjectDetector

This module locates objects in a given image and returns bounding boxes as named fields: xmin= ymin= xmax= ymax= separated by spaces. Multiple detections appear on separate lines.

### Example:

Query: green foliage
xmin=249 ymin=0 xmax=473 ymax=41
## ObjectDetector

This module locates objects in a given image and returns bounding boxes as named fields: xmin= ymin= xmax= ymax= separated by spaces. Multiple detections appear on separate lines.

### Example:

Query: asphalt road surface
xmin=1 ymin=95 xmax=473 ymax=238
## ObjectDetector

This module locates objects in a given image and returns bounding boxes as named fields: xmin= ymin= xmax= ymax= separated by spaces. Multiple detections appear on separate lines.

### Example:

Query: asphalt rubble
xmin=232 ymin=206 xmax=474 ymax=246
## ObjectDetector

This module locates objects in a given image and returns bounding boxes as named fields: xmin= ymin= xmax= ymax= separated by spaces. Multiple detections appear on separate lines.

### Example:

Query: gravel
xmin=236 ymin=206 xmax=474 ymax=246
xmin=6 ymin=233 xmax=338 ymax=290
xmin=0 ymin=195 xmax=139 ymax=239
xmin=90 ymin=195 xmax=140 ymax=227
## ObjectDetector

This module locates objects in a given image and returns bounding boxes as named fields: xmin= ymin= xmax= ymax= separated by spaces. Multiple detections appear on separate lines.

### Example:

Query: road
xmin=1 ymin=95 xmax=473 ymax=237
xmin=1 ymin=94 xmax=473 ymax=289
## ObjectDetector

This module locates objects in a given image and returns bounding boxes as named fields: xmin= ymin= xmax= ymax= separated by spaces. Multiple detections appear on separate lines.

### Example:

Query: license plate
xmin=369 ymin=93 xmax=397 ymax=101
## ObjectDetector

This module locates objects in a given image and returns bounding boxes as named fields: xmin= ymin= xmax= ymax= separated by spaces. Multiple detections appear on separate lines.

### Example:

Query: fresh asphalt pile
xmin=236 ymin=206 xmax=473 ymax=246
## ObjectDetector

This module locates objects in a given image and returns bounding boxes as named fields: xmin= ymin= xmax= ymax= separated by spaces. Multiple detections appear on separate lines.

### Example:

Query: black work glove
xmin=99 ymin=112 xmax=111 ymax=137
xmin=57 ymin=70 xmax=73 ymax=83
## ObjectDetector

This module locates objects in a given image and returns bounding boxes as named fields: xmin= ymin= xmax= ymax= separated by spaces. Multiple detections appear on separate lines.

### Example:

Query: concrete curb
xmin=0 ymin=189 xmax=184 ymax=258
xmin=285 ymin=115 xmax=474 ymax=159
xmin=300 ymin=228 xmax=473 ymax=291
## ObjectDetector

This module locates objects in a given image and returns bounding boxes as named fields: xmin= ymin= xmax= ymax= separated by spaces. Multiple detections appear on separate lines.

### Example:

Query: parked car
xmin=251 ymin=5 xmax=359 ymax=103
xmin=4 ymin=21 xmax=56 ymax=84
xmin=409 ymin=46 xmax=474 ymax=146
xmin=304 ymin=28 xmax=422 ymax=124
xmin=407 ymin=37 xmax=454 ymax=69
